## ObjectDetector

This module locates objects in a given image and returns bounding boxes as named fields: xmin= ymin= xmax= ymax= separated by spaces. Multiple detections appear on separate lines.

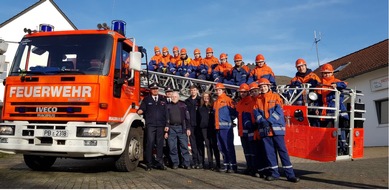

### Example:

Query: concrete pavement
xmin=0 ymin=146 xmax=387 ymax=189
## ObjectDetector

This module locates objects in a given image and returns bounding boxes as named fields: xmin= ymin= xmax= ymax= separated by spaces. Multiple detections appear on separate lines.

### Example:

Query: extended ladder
xmin=140 ymin=70 xmax=239 ymax=100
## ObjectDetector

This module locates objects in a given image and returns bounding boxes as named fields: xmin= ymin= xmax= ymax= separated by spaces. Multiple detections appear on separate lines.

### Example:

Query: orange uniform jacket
xmin=236 ymin=96 xmax=258 ymax=140
xmin=149 ymin=54 xmax=162 ymax=70
xmin=253 ymin=91 xmax=286 ymax=137
xmin=161 ymin=54 xmax=173 ymax=68
xmin=317 ymin=75 xmax=348 ymax=117
xmin=170 ymin=55 xmax=180 ymax=65
xmin=290 ymin=70 xmax=321 ymax=87
xmin=247 ymin=64 xmax=276 ymax=85
xmin=202 ymin=56 xmax=219 ymax=75
xmin=214 ymin=93 xmax=237 ymax=130
xmin=213 ymin=62 xmax=233 ymax=80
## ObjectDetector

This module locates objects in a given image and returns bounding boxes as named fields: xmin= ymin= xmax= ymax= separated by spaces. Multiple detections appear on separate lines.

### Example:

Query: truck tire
xmin=23 ymin=155 xmax=57 ymax=171
xmin=115 ymin=127 xmax=142 ymax=172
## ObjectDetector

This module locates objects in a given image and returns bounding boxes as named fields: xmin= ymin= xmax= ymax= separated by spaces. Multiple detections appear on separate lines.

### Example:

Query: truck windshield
xmin=9 ymin=34 xmax=113 ymax=76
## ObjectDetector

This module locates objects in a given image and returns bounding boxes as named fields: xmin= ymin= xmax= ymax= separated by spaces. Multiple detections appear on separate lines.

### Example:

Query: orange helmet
xmin=194 ymin=48 xmax=201 ymax=54
xmin=215 ymin=83 xmax=225 ymax=89
xmin=249 ymin=82 xmax=259 ymax=90
xmin=255 ymin=54 xmax=265 ymax=62
xmin=257 ymin=78 xmax=271 ymax=86
xmin=173 ymin=46 xmax=179 ymax=52
xmin=180 ymin=48 xmax=187 ymax=54
xmin=234 ymin=54 xmax=243 ymax=61
xmin=320 ymin=63 xmax=334 ymax=72
xmin=219 ymin=53 xmax=227 ymax=60
xmin=206 ymin=47 xmax=213 ymax=53
xmin=162 ymin=46 xmax=168 ymax=52
xmin=238 ymin=83 xmax=249 ymax=92
xmin=154 ymin=46 xmax=160 ymax=52
xmin=295 ymin=58 xmax=306 ymax=67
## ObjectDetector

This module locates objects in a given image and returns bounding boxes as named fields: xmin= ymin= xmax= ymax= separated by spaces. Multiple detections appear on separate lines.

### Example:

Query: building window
xmin=375 ymin=98 xmax=388 ymax=124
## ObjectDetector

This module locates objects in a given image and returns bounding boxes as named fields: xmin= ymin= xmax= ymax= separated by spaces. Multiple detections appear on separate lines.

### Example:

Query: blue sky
xmin=0 ymin=0 xmax=387 ymax=77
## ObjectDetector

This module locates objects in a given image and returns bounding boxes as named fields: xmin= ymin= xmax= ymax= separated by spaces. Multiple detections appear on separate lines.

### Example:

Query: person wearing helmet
xmin=288 ymin=58 xmax=322 ymax=125
xmin=317 ymin=63 xmax=349 ymax=154
xmin=202 ymin=47 xmax=220 ymax=81
xmin=236 ymin=83 xmax=257 ymax=176
xmin=191 ymin=48 xmax=203 ymax=79
xmin=158 ymin=47 xmax=172 ymax=73
xmin=249 ymin=82 xmax=261 ymax=99
xmin=247 ymin=54 xmax=277 ymax=91
xmin=168 ymin=46 xmax=180 ymax=74
xmin=147 ymin=46 xmax=162 ymax=71
xmin=247 ymin=81 xmax=268 ymax=178
xmin=253 ymin=78 xmax=300 ymax=183
xmin=213 ymin=83 xmax=238 ymax=173
xmin=175 ymin=48 xmax=195 ymax=78
xmin=290 ymin=58 xmax=321 ymax=87
xmin=317 ymin=63 xmax=348 ymax=124
xmin=212 ymin=53 xmax=233 ymax=83
xmin=225 ymin=54 xmax=251 ymax=86
xmin=287 ymin=58 xmax=321 ymax=104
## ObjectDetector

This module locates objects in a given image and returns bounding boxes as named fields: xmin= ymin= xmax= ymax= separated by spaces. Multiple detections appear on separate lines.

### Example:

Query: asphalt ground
xmin=0 ymin=146 xmax=387 ymax=189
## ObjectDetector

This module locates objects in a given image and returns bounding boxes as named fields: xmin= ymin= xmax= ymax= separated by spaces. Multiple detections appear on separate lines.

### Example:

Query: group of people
xmin=147 ymin=46 xmax=276 ymax=89
xmin=137 ymin=79 xmax=299 ymax=183
xmin=138 ymin=47 xmax=349 ymax=183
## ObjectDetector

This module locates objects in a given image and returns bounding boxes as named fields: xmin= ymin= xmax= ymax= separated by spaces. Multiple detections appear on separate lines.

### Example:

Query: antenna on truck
xmin=314 ymin=30 xmax=321 ymax=67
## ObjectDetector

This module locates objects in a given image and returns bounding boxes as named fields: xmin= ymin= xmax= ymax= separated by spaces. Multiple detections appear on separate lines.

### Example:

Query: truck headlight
xmin=0 ymin=126 xmax=15 ymax=135
xmin=77 ymin=127 xmax=107 ymax=137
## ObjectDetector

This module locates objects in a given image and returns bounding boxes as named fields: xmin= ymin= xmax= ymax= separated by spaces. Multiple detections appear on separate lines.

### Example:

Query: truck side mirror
xmin=0 ymin=40 xmax=9 ymax=73
xmin=129 ymin=51 xmax=141 ymax=71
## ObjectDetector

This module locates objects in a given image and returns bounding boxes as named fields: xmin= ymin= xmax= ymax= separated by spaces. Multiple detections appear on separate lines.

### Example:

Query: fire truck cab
xmin=0 ymin=21 xmax=145 ymax=171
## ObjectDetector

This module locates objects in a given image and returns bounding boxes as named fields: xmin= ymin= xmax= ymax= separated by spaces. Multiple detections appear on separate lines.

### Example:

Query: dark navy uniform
xmin=163 ymin=86 xmax=174 ymax=166
xmin=138 ymin=83 xmax=167 ymax=170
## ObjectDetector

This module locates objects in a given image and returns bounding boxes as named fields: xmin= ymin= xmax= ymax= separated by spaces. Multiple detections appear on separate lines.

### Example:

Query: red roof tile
xmin=313 ymin=39 xmax=388 ymax=80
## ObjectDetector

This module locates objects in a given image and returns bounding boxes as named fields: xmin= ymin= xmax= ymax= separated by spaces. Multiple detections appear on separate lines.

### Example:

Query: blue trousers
xmin=168 ymin=126 xmax=190 ymax=167
xmin=255 ymin=139 xmax=270 ymax=175
xmin=217 ymin=128 xmax=237 ymax=169
xmin=240 ymin=136 xmax=255 ymax=170
xmin=262 ymin=135 xmax=296 ymax=179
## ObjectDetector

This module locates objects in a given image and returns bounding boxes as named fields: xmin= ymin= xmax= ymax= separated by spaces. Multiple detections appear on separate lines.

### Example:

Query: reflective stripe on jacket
xmin=253 ymin=91 xmax=285 ymax=137
xmin=214 ymin=93 xmax=237 ymax=130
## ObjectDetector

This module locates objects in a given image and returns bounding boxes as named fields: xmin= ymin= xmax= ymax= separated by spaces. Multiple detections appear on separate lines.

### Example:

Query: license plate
xmin=43 ymin=130 xmax=68 ymax=137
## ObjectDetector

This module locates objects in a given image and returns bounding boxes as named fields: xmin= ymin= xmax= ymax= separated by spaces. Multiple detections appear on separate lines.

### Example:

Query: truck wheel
xmin=115 ymin=127 xmax=142 ymax=172
xmin=23 ymin=155 xmax=57 ymax=171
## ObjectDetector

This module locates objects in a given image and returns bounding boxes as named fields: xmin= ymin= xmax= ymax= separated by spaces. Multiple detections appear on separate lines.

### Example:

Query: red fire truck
xmin=0 ymin=21 xmax=145 ymax=171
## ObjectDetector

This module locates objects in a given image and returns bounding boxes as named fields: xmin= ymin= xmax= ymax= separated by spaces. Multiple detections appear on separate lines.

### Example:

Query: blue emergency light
xmin=111 ymin=20 xmax=126 ymax=36
xmin=39 ymin=24 xmax=54 ymax=32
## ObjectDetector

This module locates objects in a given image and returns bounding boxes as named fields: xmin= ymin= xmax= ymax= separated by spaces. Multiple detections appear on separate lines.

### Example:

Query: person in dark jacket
xmin=163 ymin=86 xmax=174 ymax=167
xmin=197 ymin=91 xmax=221 ymax=171
xmin=185 ymin=85 xmax=202 ymax=169
xmin=165 ymin=91 xmax=192 ymax=169
xmin=137 ymin=83 xmax=167 ymax=171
